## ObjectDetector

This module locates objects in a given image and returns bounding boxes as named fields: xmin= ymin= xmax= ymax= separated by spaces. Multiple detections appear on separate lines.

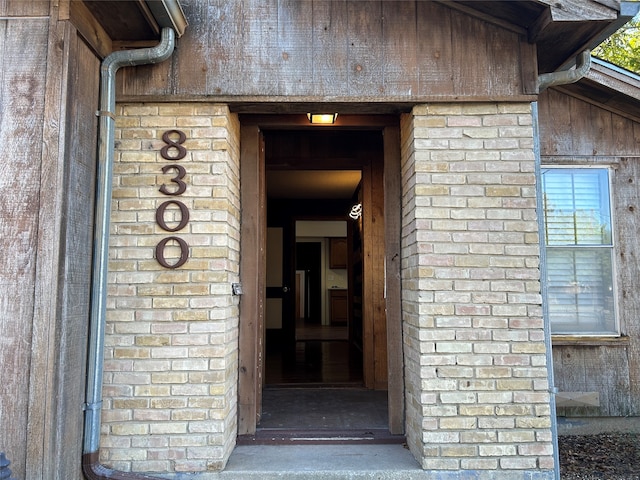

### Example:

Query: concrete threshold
xmin=200 ymin=444 xmax=430 ymax=479
xmin=237 ymin=428 xmax=405 ymax=445
xmin=183 ymin=444 xmax=555 ymax=480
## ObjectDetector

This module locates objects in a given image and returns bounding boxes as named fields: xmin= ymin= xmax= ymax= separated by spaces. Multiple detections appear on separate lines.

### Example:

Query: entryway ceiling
xmin=266 ymin=170 xmax=362 ymax=199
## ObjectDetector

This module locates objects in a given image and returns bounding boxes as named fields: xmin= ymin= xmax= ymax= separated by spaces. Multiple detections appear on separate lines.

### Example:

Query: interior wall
xmin=297 ymin=221 xmax=348 ymax=325
xmin=266 ymin=227 xmax=283 ymax=329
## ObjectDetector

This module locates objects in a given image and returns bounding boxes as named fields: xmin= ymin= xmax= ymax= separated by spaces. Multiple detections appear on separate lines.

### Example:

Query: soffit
xmin=449 ymin=0 xmax=627 ymax=73
xmin=558 ymin=59 xmax=640 ymax=123
xmin=82 ymin=0 xmax=160 ymax=42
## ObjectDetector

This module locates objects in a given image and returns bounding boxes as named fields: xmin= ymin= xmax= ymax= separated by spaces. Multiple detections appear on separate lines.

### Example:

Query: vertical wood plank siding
xmin=616 ymin=157 xmax=640 ymax=415
xmin=118 ymin=0 xmax=532 ymax=101
xmin=539 ymin=88 xmax=640 ymax=416
xmin=0 ymin=19 xmax=48 ymax=480
xmin=539 ymin=88 xmax=640 ymax=157
xmin=0 ymin=0 xmax=50 ymax=16
xmin=48 ymin=33 xmax=100 ymax=477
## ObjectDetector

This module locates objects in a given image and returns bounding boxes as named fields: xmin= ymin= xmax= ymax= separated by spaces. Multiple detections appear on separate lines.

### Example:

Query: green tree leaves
xmin=593 ymin=13 xmax=640 ymax=74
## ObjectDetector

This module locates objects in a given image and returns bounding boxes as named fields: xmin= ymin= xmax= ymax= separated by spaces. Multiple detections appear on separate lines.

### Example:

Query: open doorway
xmin=265 ymin=219 xmax=362 ymax=387
xmin=238 ymin=116 xmax=404 ymax=440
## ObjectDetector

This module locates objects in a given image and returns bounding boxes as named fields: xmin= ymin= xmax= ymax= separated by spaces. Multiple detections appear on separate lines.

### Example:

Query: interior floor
xmin=259 ymin=321 xmax=395 ymax=439
xmin=266 ymin=340 xmax=362 ymax=386
xmin=265 ymin=320 xmax=363 ymax=386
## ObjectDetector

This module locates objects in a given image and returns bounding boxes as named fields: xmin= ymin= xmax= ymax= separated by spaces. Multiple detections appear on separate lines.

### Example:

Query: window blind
xmin=543 ymin=169 xmax=612 ymax=246
xmin=542 ymin=168 xmax=617 ymax=335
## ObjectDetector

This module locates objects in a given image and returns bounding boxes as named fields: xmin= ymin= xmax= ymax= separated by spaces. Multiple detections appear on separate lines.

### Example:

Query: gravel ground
xmin=559 ymin=433 xmax=640 ymax=479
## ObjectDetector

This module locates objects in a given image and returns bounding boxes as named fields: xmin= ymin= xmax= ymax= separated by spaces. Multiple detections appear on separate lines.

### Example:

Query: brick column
xmin=102 ymin=103 xmax=240 ymax=473
xmin=401 ymin=104 xmax=554 ymax=477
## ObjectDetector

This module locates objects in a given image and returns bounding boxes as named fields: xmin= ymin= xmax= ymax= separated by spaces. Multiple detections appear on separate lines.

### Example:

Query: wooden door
xmin=238 ymin=125 xmax=266 ymax=434
xmin=265 ymin=223 xmax=296 ymax=362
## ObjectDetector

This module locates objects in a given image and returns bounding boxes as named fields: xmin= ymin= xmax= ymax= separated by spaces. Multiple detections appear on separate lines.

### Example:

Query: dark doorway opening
xmin=258 ymin=129 xmax=389 ymax=439
xmin=296 ymin=242 xmax=321 ymax=325
xmin=264 ymin=215 xmax=364 ymax=388
xmin=237 ymin=116 xmax=404 ymax=439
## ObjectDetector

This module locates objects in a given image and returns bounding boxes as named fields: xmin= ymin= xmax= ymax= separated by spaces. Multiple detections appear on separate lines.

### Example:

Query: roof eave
xmin=145 ymin=0 xmax=188 ymax=38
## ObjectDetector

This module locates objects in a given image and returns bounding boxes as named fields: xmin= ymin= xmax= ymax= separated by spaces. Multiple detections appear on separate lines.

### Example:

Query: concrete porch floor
xmin=191 ymin=444 xmax=551 ymax=480
xmin=174 ymin=416 xmax=640 ymax=480
xmin=218 ymin=444 xmax=428 ymax=479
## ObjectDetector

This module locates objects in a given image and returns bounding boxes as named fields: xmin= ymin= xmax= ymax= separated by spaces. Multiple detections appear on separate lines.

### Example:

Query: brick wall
xmin=102 ymin=101 xmax=554 ymax=476
xmin=102 ymin=103 xmax=240 ymax=473
xmin=400 ymin=104 xmax=555 ymax=477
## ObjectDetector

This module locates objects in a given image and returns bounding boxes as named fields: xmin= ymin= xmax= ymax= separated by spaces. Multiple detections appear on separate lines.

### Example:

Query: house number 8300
xmin=156 ymin=129 xmax=189 ymax=268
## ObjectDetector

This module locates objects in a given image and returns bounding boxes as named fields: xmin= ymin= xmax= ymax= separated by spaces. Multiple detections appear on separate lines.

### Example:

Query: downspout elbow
xmin=100 ymin=27 xmax=176 ymax=114
xmin=538 ymin=50 xmax=591 ymax=92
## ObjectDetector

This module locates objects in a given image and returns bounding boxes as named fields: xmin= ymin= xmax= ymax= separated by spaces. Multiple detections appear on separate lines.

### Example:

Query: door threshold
xmin=238 ymin=428 xmax=405 ymax=445
xmin=264 ymin=382 xmax=365 ymax=389
xmin=213 ymin=444 xmax=429 ymax=480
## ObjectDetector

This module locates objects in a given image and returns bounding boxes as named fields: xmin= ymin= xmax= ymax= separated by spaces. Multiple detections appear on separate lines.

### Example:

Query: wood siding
xmin=538 ymin=88 xmax=640 ymax=157
xmin=0 ymin=18 xmax=49 ymax=479
xmin=0 ymin=11 xmax=100 ymax=477
xmin=117 ymin=0 xmax=536 ymax=104
xmin=48 ymin=31 xmax=100 ymax=478
xmin=552 ymin=345 xmax=633 ymax=416
xmin=0 ymin=0 xmax=49 ymax=16
xmin=539 ymin=88 xmax=640 ymax=416
xmin=615 ymin=157 xmax=640 ymax=416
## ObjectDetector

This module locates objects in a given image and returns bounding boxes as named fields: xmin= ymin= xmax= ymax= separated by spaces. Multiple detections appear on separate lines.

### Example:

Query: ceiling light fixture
xmin=307 ymin=113 xmax=338 ymax=124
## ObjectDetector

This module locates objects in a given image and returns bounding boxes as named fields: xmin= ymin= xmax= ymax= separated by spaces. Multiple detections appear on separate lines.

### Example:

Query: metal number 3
xmin=159 ymin=164 xmax=187 ymax=195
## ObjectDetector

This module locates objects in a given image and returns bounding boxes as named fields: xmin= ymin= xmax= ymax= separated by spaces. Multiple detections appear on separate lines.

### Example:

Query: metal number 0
xmin=155 ymin=237 xmax=189 ymax=269
xmin=156 ymin=200 xmax=190 ymax=232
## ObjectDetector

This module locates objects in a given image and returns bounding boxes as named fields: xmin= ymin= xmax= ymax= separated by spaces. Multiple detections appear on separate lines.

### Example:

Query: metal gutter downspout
xmin=532 ymin=103 xmax=560 ymax=480
xmin=535 ymin=48 xmax=592 ymax=480
xmin=538 ymin=50 xmax=591 ymax=92
xmin=83 ymin=27 xmax=176 ymax=480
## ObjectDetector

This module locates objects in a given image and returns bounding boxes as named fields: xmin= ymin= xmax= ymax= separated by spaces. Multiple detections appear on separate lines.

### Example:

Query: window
xmin=541 ymin=168 xmax=617 ymax=335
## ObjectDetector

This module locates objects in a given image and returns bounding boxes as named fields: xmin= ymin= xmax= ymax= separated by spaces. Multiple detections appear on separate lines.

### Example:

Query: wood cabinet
xmin=329 ymin=289 xmax=348 ymax=325
xmin=329 ymin=237 xmax=347 ymax=269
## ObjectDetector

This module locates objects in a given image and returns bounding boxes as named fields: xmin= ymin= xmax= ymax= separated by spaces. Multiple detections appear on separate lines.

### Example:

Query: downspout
xmin=536 ymin=48 xmax=591 ymax=480
xmin=538 ymin=50 xmax=591 ymax=92
xmin=532 ymin=103 xmax=560 ymax=480
xmin=83 ymin=27 xmax=176 ymax=480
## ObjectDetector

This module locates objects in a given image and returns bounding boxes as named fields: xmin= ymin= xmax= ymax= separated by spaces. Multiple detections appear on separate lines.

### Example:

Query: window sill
xmin=551 ymin=335 xmax=630 ymax=347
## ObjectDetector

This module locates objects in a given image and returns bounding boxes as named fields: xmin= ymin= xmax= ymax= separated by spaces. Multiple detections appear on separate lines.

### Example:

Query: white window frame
xmin=541 ymin=165 xmax=619 ymax=336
